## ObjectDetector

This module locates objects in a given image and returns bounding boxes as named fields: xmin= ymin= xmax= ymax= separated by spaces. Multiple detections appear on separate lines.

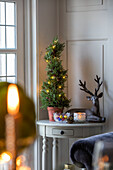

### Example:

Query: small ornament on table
xmin=66 ymin=112 xmax=74 ymax=124
xmin=74 ymin=112 xmax=86 ymax=123
xmin=54 ymin=113 xmax=67 ymax=122
xmin=67 ymin=115 xmax=73 ymax=124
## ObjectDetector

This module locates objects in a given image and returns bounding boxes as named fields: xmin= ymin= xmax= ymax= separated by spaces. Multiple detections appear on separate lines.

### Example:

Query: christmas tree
xmin=40 ymin=37 xmax=71 ymax=110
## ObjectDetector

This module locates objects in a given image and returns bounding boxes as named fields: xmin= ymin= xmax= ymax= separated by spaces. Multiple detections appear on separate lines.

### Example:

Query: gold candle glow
xmin=0 ymin=152 xmax=12 ymax=170
xmin=16 ymin=155 xmax=31 ymax=170
xmin=6 ymin=84 xmax=20 ymax=170
xmin=16 ymin=166 xmax=31 ymax=170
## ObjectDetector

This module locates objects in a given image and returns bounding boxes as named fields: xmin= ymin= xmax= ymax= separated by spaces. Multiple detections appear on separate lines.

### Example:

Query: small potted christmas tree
xmin=40 ymin=37 xmax=71 ymax=121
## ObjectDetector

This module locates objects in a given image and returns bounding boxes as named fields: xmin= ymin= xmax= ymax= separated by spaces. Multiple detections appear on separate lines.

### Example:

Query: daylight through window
xmin=0 ymin=1 xmax=16 ymax=83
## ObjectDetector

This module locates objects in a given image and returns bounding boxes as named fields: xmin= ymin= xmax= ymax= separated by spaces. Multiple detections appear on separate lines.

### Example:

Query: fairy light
xmin=48 ymin=81 xmax=51 ymax=84
xmin=59 ymin=94 xmax=61 ymax=97
xmin=51 ymin=76 xmax=55 ymax=79
xmin=52 ymin=45 xmax=56 ymax=49
xmin=58 ymin=86 xmax=62 ymax=89
xmin=46 ymin=89 xmax=49 ymax=93
xmin=63 ymin=76 xmax=65 ymax=79
xmin=54 ymin=40 xmax=58 ymax=43
xmin=46 ymin=60 xmax=49 ymax=63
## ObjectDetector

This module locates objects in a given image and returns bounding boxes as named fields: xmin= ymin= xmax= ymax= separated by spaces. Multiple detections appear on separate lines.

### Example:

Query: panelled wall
xmin=38 ymin=0 xmax=113 ymax=169
xmin=59 ymin=0 xmax=108 ymax=115
xmin=59 ymin=0 xmax=113 ymax=131
xmin=58 ymin=1 xmax=113 ymax=167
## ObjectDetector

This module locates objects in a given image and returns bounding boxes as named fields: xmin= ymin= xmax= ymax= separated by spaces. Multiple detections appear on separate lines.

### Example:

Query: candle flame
xmin=0 ymin=152 xmax=12 ymax=163
xmin=16 ymin=155 xmax=26 ymax=167
xmin=7 ymin=84 xmax=19 ymax=115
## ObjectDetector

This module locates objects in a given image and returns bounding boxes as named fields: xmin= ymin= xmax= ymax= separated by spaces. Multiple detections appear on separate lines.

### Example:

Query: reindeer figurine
xmin=79 ymin=75 xmax=105 ymax=122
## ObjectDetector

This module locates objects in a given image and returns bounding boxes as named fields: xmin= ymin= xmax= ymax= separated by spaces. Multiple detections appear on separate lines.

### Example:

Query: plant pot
xmin=47 ymin=107 xmax=63 ymax=121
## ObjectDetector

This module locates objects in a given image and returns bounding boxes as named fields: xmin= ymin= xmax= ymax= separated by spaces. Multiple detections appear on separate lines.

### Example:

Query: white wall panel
xmin=67 ymin=40 xmax=106 ymax=115
xmin=66 ymin=11 xmax=107 ymax=40
xmin=66 ymin=0 xmax=107 ymax=12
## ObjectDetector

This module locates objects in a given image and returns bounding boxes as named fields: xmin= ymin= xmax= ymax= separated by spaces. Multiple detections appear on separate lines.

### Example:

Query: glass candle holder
xmin=74 ymin=112 xmax=86 ymax=122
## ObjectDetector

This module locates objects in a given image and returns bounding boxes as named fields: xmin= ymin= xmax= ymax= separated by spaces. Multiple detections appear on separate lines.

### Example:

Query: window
xmin=0 ymin=1 xmax=16 ymax=83
xmin=0 ymin=0 xmax=24 ymax=86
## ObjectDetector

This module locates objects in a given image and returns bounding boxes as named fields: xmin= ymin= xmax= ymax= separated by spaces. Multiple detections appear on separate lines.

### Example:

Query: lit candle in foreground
xmin=16 ymin=166 xmax=31 ymax=170
xmin=6 ymin=84 xmax=20 ymax=170
xmin=7 ymin=84 xmax=20 ymax=115
xmin=16 ymin=155 xmax=31 ymax=170
xmin=74 ymin=112 xmax=86 ymax=122
xmin=0 ymin=152 xmax=12 ymax=170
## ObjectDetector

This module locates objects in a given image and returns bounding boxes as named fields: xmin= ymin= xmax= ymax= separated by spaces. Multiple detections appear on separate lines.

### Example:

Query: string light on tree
xmin=54 ymin=40 xmax=58 ymax=43
xmin=46 ymin=89 xmax=49 ymax=93
xmin=51 ymin=76 xmax=55 ymax=79
xmin=46 ymin=60 xmax=49 ymax=63
xmin=52 ymin=45 xmax=56 ymax=49
xmin=59 ymin=94 xmax=61 ymax=97
xmin=63 ymin=76 xmax=66 ymax=79
xmin=59 ymin=86 xmax=62 ymax=89
xmin=48 ymin=81 xmax=51 ymax=85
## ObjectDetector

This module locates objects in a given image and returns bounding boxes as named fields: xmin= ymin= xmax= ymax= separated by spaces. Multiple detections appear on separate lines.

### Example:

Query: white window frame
xmin=0 ymin=0 xmax=24 ymax=87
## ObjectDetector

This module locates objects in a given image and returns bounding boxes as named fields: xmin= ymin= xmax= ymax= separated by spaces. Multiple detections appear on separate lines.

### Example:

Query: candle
xmin=74 ymin=112 xmax=86 ymax=122
xmin=0 ymin=152 xmax=12 ymax=170
xmin=16 ymin=155 xmax=31 ymax=170
xmin=16 ymin=166 xmax=31 ymax=170
xmin=6 ymin=84 xmax=20 ymax=170
xmin=7 ymin=84 xmax=19 ymax=115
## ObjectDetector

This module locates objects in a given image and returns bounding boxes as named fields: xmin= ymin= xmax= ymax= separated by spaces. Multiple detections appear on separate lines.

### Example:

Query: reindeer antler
xmin=79 ymin=80 xmax=94 ymax=96
xmin=94 ymin=75 xmax=103 ymax=96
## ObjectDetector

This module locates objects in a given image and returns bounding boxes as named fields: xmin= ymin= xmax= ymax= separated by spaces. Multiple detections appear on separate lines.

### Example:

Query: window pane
xmin=6 ymin=26 xmax=15 ymax=48
xmin=0 ymin=2 xmax=5 ymax=25
xmin=0 ymin=26 xmax=5 ymax=48
xmin=7 ymin=54 xmax=15 ymax=76
xmin=6 ymin=2 xmax=15 ymax=25
xmin=7 ymin=77 xmax=15 ymax=83
xmin=0 ymin=77 xmax=6 ymax=82
xmin=0 ymin=54 xmax=6 ymax=76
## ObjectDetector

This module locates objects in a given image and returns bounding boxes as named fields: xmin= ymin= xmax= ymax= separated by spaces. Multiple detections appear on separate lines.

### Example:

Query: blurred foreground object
xmin=0 ymin=82 xmax=36 ymax=168
xmin=93 ymin=141 xmax=113 ymax=170
xmin=6 ymin=84 xmax=20 ymax=169
xmin=0 ymin=151 xmax=12 ymax=169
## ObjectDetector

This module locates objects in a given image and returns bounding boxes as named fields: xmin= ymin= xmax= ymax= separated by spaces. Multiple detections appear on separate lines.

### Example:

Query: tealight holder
xmin=74 ymin=112 xmax=86 ymax=123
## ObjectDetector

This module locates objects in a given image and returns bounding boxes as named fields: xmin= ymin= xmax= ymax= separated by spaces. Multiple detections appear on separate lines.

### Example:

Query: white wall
xmin=38 ymin=0 xmax=58 ymax=120
xmin=37 ymin=0 xmax=113 ymax=169
xmin=59 ymin=0 xmax=113 ymax=132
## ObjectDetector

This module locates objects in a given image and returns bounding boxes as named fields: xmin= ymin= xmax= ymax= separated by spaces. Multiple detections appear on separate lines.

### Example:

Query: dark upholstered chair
xmin=70 ymin=132 xmax=113 ymax=170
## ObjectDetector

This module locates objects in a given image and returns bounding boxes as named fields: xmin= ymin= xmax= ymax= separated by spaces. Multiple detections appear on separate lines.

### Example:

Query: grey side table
xmin=37 ymin=120 xmax=105 ymax=170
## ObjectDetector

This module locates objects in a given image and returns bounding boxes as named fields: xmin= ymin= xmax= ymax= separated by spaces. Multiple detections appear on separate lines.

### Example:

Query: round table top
xmin=36 ymin=120 xmax=105 ymax=127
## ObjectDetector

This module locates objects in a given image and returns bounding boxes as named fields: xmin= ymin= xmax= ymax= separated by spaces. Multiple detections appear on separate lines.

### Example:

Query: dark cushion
xmin=70 ymin=132 xmax=113 ymax=170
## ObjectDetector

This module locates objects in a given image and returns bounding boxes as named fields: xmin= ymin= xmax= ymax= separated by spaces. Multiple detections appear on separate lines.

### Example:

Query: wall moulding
xmin=66 ymin=39 xmax=108 ymax=115
xmin=66 ymin=0 xmax=107 ymax=12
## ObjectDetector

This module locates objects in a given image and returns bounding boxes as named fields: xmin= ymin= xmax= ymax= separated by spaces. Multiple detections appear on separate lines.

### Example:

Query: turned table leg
xmin=52 ymin=138 xmax=58 ymax=170
xmin=42 ymin=136 xmax=47 ymax=170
